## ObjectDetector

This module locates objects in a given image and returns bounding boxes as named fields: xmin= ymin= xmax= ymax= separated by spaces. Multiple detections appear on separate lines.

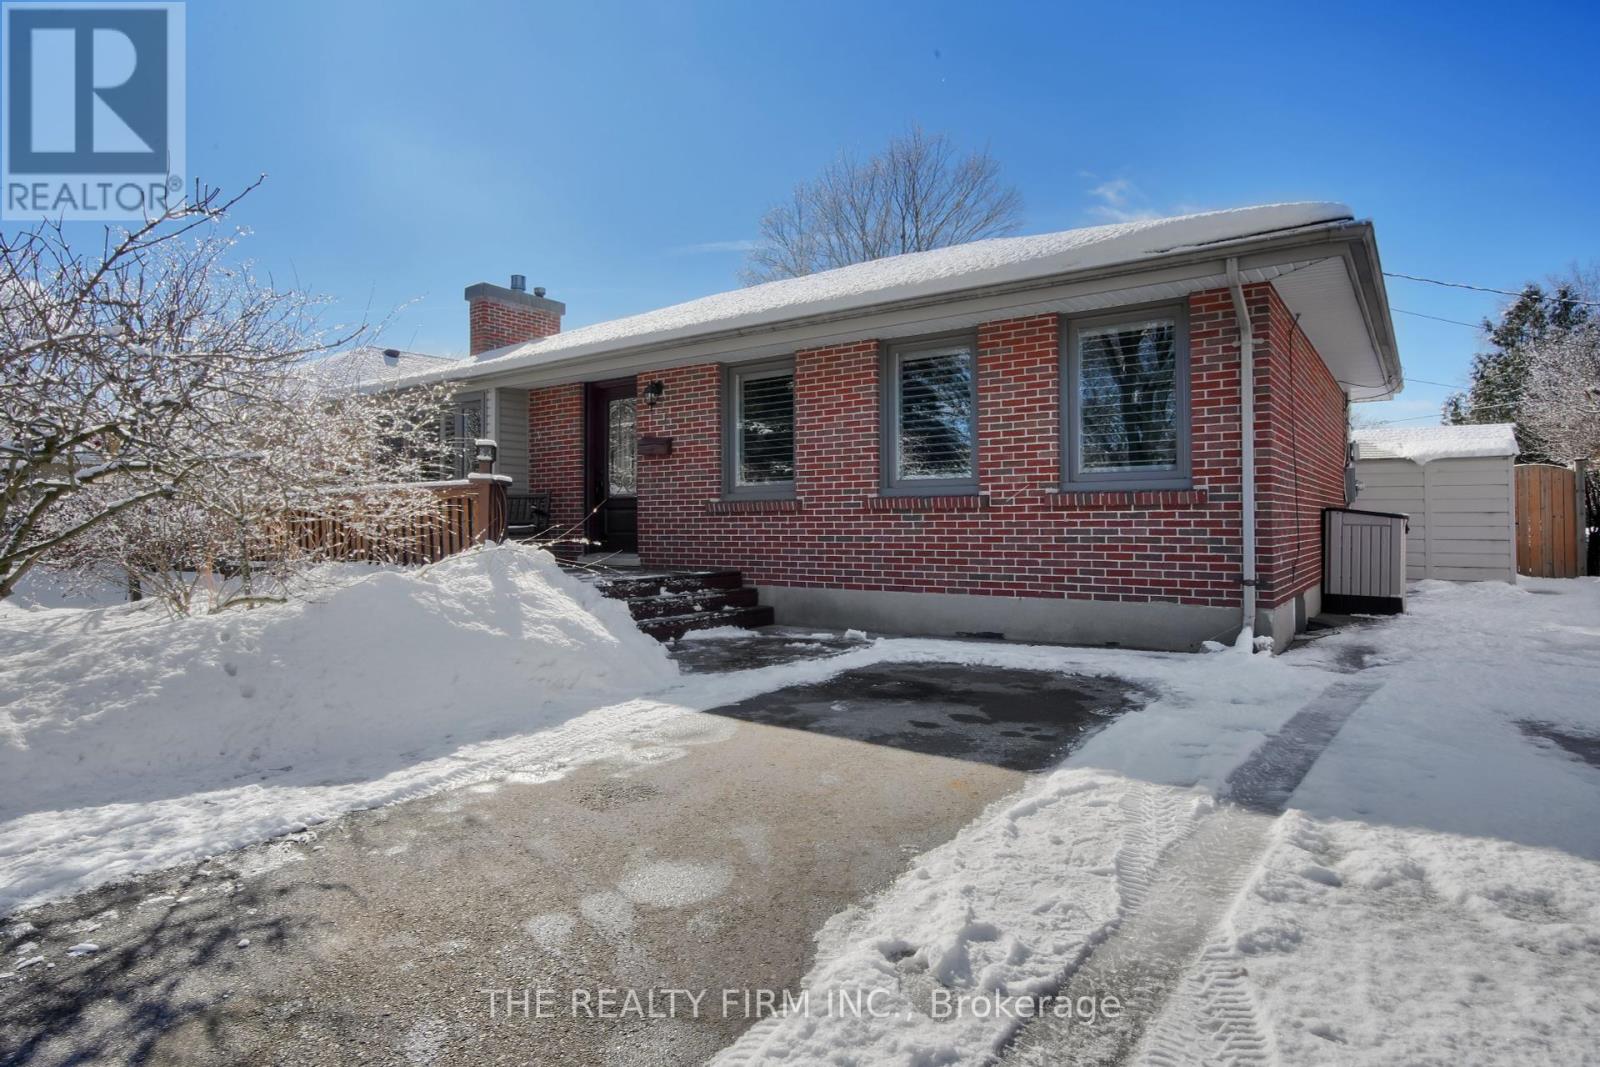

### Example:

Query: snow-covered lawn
xmin=3 ymin=547 xmax=1597 ymax=1065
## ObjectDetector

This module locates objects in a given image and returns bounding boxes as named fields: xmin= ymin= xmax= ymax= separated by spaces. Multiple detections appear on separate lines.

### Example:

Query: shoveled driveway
xmin=1 ymin=652 xmax=1135 ymax=1067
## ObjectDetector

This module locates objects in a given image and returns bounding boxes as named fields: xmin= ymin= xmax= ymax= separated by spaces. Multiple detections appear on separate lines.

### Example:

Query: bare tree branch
xmin=741 ymin=125 xmax=1023 ymax=284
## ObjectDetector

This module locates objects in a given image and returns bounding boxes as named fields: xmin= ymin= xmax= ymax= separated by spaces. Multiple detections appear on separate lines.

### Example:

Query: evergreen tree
xmin=1443 ymin=281 xmax=1594 ymax=462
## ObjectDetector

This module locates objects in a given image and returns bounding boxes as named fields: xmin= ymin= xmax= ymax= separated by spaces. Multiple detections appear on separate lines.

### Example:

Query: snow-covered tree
xmin=1522 ymin=325 xmax=1600 ymax=465
xmin=1443 ymin=276 xmax=1596 ymax=460
xmin=1 ymin=184 xmax=459 ymax=608
xmin=43 ymin=367 xmax=458 ymax=612
xmin=741 ymin=125 xmax=1022 ymax=284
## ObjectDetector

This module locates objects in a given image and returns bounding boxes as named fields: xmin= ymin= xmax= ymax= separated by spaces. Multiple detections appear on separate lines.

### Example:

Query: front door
xmin=586 ymin=380 xmax=638 ymax=552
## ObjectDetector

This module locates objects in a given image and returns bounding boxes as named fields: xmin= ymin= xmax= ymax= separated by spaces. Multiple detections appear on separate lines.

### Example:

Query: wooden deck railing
xmin=291 ymin=463 xmax=511 ymax=565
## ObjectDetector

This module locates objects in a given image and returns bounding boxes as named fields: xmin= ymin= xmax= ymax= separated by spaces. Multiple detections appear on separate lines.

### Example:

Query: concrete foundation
xmin=757 ymin=585 xmax=1244 ymax=653
xmin=758 ymin=583 xmax=1321 ymax=654
xmin=1256 ymin=583 xmax=1321 ymax=653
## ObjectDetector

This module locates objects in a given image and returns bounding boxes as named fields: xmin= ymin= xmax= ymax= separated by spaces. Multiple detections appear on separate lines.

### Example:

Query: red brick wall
xmin=523 ymin=283 xmax=1348 ymax=613
xmin=469 ymin=299 xmax=562 ymax=356
xmin=1255 ymin=285 xmax=1348 ymax=607
xmin=528 ymin=384 xmax=585 ymax=534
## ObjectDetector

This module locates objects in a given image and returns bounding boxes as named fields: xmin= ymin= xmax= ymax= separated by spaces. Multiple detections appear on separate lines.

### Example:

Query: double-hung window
xmin=1063 ymin=305 xmax=1191 ymax=488
xmin=723 ymin=359 xmax=796 ymax=498
xmin=882 ymin=335 xmax=979 ymax=495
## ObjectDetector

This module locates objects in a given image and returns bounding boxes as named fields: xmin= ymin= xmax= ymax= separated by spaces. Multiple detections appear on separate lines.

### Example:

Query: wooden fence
xmin=1514 ymin=463 xmax=1580 ymax=578
xmin=291 ymin=475 xmax=509 ymax=565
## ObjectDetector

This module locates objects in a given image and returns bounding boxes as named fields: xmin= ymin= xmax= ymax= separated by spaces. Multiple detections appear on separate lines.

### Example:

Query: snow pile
xmin=389 ymin=203 xmax=1350 ymax=381
xmin=0 ymin=544 xmax=675 ymax=911
xmin=1352 ymin=422 xmax=1519 ymax=463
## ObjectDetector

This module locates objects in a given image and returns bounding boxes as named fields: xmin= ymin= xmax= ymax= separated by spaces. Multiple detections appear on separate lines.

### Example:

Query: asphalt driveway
xmin=1 ymin=658 xmax=1135 ymax=1067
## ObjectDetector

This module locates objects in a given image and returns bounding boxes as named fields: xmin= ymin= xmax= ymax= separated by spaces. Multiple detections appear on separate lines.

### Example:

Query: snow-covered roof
xmin=383 ymin=202 xmax=1402 ymax=400
xmin=1353 ymin=423 xmax=1519 ymax=464
xmin=306 ymin=346 xmax=460 ymax=386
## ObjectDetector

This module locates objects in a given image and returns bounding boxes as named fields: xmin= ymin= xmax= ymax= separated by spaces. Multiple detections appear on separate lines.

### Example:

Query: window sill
xmin=1047 ymin=487 xmax=1207 ymax=510
xmin=865 ymin=492 xmax=990 ymax=512
xmin=706 ymin=497 xmax=804 ymax=515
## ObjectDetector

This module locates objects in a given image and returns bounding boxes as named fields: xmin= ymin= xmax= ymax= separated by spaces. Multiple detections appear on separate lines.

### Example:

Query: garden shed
xmin=1349 ymin=423 xmax=1519 ymax=582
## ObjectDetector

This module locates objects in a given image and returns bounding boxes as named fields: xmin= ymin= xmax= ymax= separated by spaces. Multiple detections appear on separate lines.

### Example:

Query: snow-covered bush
xmin=43 ymin=372 xmax=458 ymax=613
xmin=2 ymin=184 xmax=460 ymax=612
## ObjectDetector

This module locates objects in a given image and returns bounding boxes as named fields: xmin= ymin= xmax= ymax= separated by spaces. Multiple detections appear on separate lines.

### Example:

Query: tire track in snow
xmin=1002 ymin=679 xmax=1381 ymax=1067
xmin=1135 ymin=940 xmax=1271 ymax=1067
xmin=1113 ymin=783 xmax=1202 ymax=917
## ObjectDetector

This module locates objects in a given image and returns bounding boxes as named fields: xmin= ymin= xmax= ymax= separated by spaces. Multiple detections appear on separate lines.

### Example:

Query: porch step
xmin=588 ymin=568 xmax=772 ymax=642
xmin=598 ymin=569 xmax=744 ymax=599
xmin=624 ymin=586 xmax=759 ymax=620
xmin=637 ymin=605 xmax=776 ymax=641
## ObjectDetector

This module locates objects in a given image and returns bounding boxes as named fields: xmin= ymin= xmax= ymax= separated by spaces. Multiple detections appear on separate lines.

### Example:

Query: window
xmin=446 ymin=396 xmax=485 ymax=478
xmin=607 ymin=395 xmax=636 ymax=496
xmin=723 ymin=360 xmax=795 ymax=497
xmin=1064 ymin=306 xmax=1190 ymax=488
xmin=882 ymin=335 xmax=978 ymax=495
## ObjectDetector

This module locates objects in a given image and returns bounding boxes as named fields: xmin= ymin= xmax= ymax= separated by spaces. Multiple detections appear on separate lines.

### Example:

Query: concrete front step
xmin=595 ymin=569 xmax=744 ymax=600
xmin=636 ymin=605 xmax=776 ymax=641
xmin=587 ymin=567 xmax=772 ymax=642
xmin=625 ymin=586 xmax=759 ymax=621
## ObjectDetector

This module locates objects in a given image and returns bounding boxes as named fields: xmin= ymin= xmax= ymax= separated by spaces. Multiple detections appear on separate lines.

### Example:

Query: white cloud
xmin=1090 ymin=178 xmax=1134 ymax=208
xmin=673 ymin=239 xmax=759 ymax=255
xmin=1083 ymin=177 xmax=1200 ymax=224
xmin=1086 ymin=178 xmax=1164 ymax=222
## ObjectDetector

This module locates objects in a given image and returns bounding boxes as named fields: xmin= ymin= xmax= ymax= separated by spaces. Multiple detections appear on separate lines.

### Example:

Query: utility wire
xmin=1392 ymin=307 xmax=1486 ymax=330
xmin=1385 ymin=272 xmax=1600 ymax=308
xmin=1336 ymin=374 xmax=1468 ymax=391
xmin=1365 ymin=414 xmax=1451 ymax=424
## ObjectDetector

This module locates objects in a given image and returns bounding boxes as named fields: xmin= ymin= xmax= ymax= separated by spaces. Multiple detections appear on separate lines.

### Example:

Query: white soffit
xmin=1269 ymin=256 xmax=1392 ymax=401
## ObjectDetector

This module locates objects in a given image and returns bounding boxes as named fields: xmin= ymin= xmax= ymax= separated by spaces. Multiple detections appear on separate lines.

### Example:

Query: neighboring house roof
xmin=1353 ymin=423 xmax=1520 ymax=464
xmin=386 ymin=202 xmax=1403 ymax=400
xmin=307 ymin=346 xmax=461 ymax=387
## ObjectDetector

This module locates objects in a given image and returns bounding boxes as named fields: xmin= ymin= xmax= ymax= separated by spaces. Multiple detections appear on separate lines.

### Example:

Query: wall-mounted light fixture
xmin=643 ymin=380 xmax=666 ymax=407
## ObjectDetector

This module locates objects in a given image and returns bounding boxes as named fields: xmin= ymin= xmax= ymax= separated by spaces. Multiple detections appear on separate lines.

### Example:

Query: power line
xmin=1384 ymin=271 xmax=1600 ymax=308
xmin=1392 ymin=307 xmax=1485 ymax=330
xmin=1337 ymin=374 xmax=1468 ymax=391
xmin=1365 ymin=413 xmax=1453 ymax=424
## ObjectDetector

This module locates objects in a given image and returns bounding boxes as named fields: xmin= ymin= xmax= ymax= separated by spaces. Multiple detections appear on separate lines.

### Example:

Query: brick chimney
xmin=464 ymin=274 xmax=565 ymax=356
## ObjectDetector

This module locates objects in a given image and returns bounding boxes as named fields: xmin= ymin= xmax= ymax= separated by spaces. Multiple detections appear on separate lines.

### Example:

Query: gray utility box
xmin=1323 ymin=507 xmax=1409 ymax=614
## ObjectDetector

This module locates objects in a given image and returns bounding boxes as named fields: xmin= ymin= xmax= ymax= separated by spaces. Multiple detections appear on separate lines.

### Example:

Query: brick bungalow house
xmin=395 ymin=203 xmax=1402 ymax=652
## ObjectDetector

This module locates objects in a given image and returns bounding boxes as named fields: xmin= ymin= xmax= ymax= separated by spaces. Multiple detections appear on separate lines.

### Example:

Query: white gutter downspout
xmin=1227 ymin=257 xmax=1259 ymax=652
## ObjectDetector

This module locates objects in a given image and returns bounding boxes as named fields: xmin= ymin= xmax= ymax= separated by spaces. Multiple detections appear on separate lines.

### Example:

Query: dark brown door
xmin=586 ymin=380 xmax=638 ymax=552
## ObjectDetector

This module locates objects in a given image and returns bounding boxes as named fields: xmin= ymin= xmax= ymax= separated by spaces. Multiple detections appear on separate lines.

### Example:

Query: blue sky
xmin=57 ymin=0 xmax=1600 ymax=423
